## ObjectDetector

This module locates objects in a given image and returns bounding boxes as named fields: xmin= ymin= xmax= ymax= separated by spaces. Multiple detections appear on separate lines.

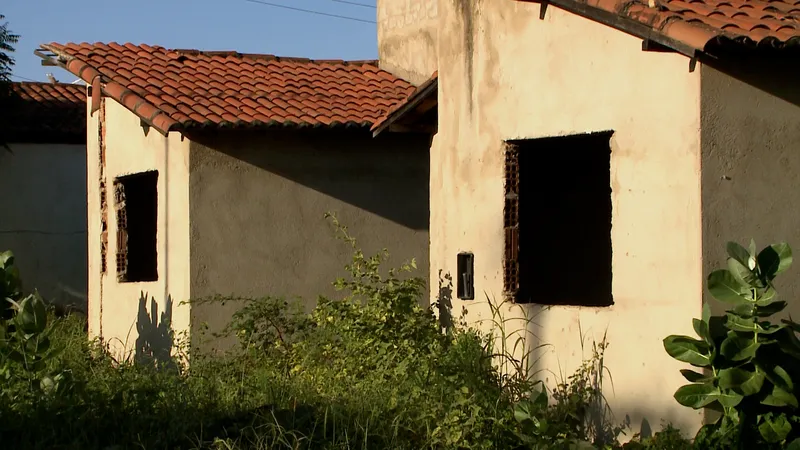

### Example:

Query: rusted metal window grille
xmin=504 ymin=144 xmax=520 ymax=300
xmin=114 ymin=182 xmax=129 ymax=281
xmin=100 ymin=181 xmax=108 ymax=274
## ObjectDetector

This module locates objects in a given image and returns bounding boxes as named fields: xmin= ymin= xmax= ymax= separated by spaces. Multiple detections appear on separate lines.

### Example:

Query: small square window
xmin=505 ymin=132 xmax=613 ymax=307
xmin=114 ymin=171 xmax=158 ymax=282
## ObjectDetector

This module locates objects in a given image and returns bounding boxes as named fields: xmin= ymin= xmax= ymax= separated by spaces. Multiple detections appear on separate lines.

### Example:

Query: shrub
xmin=664 ymin=240 xmax=800 ymax=449
xmin=0 ymin=219 xmax=692 ymax=449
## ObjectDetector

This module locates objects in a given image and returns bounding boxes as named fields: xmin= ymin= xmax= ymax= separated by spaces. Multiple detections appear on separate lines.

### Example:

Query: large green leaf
xmin=786 ymin=438 xmax=800 ymax=450
xmin=693 ymin=318 xmax=711 ymax=343
xmin=755 ymin=287 xmax=779 ymax=307
xmin=762 ymin=384 xmax=798 ymax=408
xmin=756 ymin=300 xmax=787 ymax=316
xmin=0 ymin=251 xmax=14 ymax=268
xmin=760 ymin=363 xmax=795 ymax=392
xmin=702 ymin=302 xmax=711 ymax=325
xmin=680 ymin=369 xmax=713 ymax=383
xmin=758 ymin=322 xmax=786 ymax=335
xmin=721 ymin=334 xmax=760 ymax=361
xmin=728 ymin=258 xmax=759 ymax=289
xmin=663 ymin=335 xmax=711 ymax=366
xmin=708 ymin=270 xmax=749 ymax=304
xmin=718 ymin=367 xmax=765 ymax=396
xmin=758 ymin=413 xmax=792 ymax=443
xmin=727 ymin=241 xmax=755 ymax=270
xmin=776 ymin=327 xmax=800 ymax=359
xmin=758 ymin=243 xmax=793 ymax=281
xmin=725 ymin=314 xmax=758 ymax=333
xmin=674 ymin=383 xmax=719 ymax=409
xmin=712 ymin=390 xmax=744 ymax=408
xmin=14 ymin=292 xmax=47 ymax=334
xmin=733 ymin=302 xmax=755 ymax=318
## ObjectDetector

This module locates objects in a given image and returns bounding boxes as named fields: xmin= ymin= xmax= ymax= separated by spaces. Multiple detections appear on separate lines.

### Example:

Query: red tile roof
xmin=372 ymin=71 xmax=438 ymax=137
xmin=2 ymin=82 xmax=86 ymax=144
xmin=39 ymin=42 xmax=416 ymax=135
xmin=518 ymin=0 xmax=800 ymax=54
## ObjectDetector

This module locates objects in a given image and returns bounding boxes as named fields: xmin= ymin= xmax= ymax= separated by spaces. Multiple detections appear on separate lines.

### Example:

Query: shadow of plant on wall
xmin=435 ymin=269 xmax=454 ymax=332
xmin=135 ymin=292 xmax=175 ymax=369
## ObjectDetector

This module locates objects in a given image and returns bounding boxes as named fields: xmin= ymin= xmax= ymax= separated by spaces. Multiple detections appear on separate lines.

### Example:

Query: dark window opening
xmin=114 ymin=171 xmax=158 ymax=282
xmin=505 ymin=131 xmax=613 ymax=307
xmin=457 ymin=252 xmax=475 ymax=300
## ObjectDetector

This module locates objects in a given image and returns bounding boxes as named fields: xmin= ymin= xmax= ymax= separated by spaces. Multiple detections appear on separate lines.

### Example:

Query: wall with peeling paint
xmin=377 ymin=0 xmax=438 ymax=84
xmin=433 ymin=0 xmax=704 ymax=436
xmin=86 ymin=98 xmax=192 ymax=360
xmin=701 ymin=60 xmax=800 ymax=322
xmin=0 ymin=142 xmax=87 ymax=310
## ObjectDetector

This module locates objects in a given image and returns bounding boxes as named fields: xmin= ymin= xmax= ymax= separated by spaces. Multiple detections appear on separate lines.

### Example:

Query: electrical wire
xmin=244 ymin=0 xmax=376 ymax=24
xmin=329 ymin=0 xmax=375 ymax=9
xmin=10 ymin=74 xmax=38 ymax=82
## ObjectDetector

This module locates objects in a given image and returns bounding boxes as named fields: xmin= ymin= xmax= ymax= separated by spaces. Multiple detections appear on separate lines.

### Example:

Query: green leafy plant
xmin=664 ymin=240 xmax=800 ymax=448
xmin=0 ymin=251 xmax=67 ymax=397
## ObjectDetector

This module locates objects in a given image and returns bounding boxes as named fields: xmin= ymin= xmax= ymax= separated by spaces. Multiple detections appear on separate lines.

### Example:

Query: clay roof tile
xmin=39 ymin=42 xmax=414 ymax=134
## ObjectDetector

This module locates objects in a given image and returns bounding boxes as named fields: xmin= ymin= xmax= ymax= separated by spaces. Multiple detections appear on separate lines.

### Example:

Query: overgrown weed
xmin=0 ymin=216 xmax=691 ymax=449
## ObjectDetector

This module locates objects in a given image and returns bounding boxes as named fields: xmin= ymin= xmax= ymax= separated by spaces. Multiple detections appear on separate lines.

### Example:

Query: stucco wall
xmin=187 ymin=130 xmax=430 ymax=352
xmin=433 ymin=0 xmax=704 ymax=435
xmin=0 ymin=142 xmax=87 ymax=309
xmin=700 ymin=59 xmax=800 ymax=321
xmin=377 ymin=0 xmax=438 ymax=84
xmin=86 ymin=99 xmax=191 ymax=360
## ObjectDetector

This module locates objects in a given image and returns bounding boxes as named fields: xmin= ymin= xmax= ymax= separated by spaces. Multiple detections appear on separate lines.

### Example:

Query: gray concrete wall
xmin=377 ymin=0 xmax=438 ymax=84
xmin=700 ymin=58 xmax=800 ymax=321
xmin=0 ymin=143 xmax=87 ymax=309
xmin=187 ymin=130 xmax=430 ymax=352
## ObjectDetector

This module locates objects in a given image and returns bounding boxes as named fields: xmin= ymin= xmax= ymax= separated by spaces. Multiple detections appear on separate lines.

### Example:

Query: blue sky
xmin=3 ymin=0 xmax=377 ymax=82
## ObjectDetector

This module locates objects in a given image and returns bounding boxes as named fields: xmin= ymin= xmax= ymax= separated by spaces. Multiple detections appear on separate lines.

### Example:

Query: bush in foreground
xmin=0 ymin=218 xmax=693 ymax=449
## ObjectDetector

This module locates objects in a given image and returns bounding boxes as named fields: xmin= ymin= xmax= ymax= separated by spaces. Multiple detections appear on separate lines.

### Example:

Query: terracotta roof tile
xmin=41 ymin=42 xmax=415 ymax=135
xmin=372 ymin=72 xmax=438 ymax=136
xmin=1 ymin=82 xmax=86 ymax=144
xmin=519 ymin=0 xmax=800 ymax=53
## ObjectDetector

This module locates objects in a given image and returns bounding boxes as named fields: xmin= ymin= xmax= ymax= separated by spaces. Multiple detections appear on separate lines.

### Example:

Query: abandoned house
xmin=375 ymin=0 xmax=800 ymax=437
xmin=36 ymin=42 xmax=431 ymax=355
xmin=0 ymin=81 xmax=87 ymax=310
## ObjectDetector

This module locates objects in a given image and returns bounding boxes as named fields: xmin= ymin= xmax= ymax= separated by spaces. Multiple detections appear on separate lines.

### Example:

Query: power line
xmin=244 ymin=0 xmax=376 ymax=24
xmin=10 ymin=74 xmax=38 ymax=82
xmin=329 ymin=0 xmax=375 ymax=9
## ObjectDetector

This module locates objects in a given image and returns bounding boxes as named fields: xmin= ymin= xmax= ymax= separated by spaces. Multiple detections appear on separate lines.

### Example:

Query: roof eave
xmin=372 ymin=76 xmax=439 ymax=138
xmin=515 ymin=0 xmax=705 ymax=60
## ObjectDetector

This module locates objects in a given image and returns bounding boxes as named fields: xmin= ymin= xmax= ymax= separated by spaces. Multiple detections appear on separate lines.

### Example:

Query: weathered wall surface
xmin=0 ymin=143 xmax=87 ymax=309
xmin=433 ymin=0 xmax=704 ymax=435
xmin=187 ymin=130 xmax=430 ymax=352
xmin=86 ymin=99 xmax=191 ymax=360
xmin=377 ymin=0 xmax=438 ymax=84
xmin=701 ymin=60 xmax=800 ymax=321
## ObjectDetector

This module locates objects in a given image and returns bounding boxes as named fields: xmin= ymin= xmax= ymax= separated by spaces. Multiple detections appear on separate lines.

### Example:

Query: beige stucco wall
xmin=187 ymin=131 xmax=430 ymax=352
xmin=86 ymin=99 xmax=191 ymax=360
xmin=0 ymin=142 xmax=87 ymax=309
xmin=433 ymin=0 xmax=704 ymax=435
xmin=377 ymin=0 xmax=438 ymax=84
xmin=700 ymin=59 xmax=800 ymax=321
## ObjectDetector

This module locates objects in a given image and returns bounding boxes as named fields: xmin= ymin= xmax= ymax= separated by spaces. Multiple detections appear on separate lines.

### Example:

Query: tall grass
xmin=0 ymin=218 xmax=692 ymax=449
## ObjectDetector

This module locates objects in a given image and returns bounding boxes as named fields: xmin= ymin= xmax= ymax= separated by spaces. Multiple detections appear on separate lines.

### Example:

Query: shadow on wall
xmin=436 ymin=270 xmax=454 ymax=332
xmin=188 ymin=130 xmax=431 ymax=231
xmin=135 ymin=292 xmax=175 ymax=369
